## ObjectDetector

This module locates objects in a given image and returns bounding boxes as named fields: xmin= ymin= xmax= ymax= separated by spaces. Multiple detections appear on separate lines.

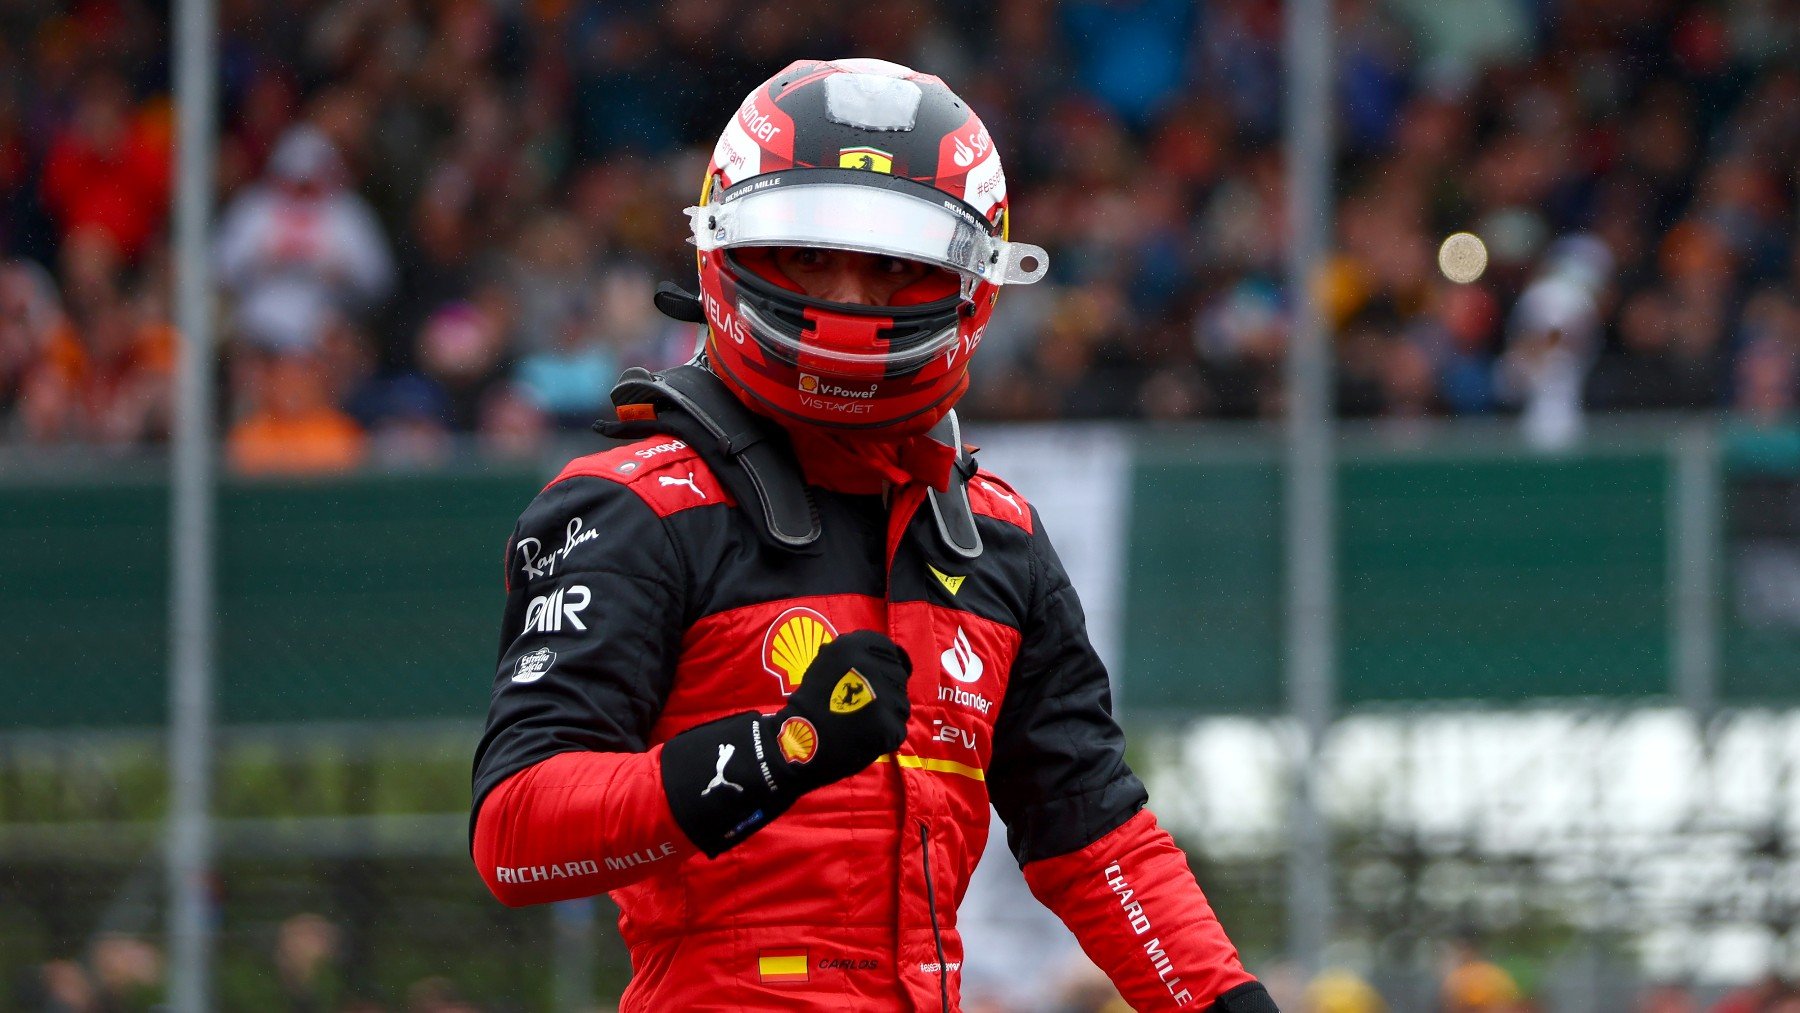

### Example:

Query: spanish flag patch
xmin=758 ymin=949 xmax=810 ymax=985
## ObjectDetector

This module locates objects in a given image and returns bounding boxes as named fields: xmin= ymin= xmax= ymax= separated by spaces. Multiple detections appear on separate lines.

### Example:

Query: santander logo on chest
xmin=940 ymin=627 xmax=984 ymax=684
xmin=936 ymin=625 xmax=995 ymax=716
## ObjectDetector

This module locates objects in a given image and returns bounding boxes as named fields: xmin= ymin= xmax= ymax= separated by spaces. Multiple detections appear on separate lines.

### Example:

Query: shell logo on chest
xmin=762 ymin=607 xmax=839 ymax=695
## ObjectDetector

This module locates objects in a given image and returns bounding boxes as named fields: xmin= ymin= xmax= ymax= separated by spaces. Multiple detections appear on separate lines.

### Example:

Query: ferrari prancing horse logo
xmin=830 ymin=670 xmax=874 ymax=713
xmin=838 ymin=146 xmax=893 ymax=174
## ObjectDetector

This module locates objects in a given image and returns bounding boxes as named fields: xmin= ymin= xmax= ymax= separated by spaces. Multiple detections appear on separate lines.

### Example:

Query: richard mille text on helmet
xmin=471 ymin=58 xmax=1275 ymax=1013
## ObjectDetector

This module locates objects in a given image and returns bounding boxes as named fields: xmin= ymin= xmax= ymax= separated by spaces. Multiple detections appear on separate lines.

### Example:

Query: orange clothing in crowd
xmin=227 ymin=408 xmax=366 ymax=475
xmin=31 ymin=321 xmax=87 ymax=386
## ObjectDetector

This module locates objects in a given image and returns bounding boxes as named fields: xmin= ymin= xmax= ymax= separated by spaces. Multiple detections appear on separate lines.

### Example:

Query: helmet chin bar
xmin=726 ymin=252 xmax=964 ymax=377
xmin=707 ymin=325 xmax=965 ymax=436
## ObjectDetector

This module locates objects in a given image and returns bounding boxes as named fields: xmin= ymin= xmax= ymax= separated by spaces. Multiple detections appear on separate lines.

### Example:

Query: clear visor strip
xmin=687 ymin=183 xmax=1049 ymax=286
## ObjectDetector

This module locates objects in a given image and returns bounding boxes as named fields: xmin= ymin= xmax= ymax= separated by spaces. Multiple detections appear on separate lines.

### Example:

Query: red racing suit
xmin=471 ymin=428 xmax=1271 ymax=1012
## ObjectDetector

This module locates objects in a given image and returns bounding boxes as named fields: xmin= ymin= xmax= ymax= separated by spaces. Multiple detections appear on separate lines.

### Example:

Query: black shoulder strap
xmin=597 ymin=363 xmax=822 ymax=551
xmin=925 ymin=410 xmax=982 ymax=560
xmin=596 ymin=362 xmax=982 ymax=559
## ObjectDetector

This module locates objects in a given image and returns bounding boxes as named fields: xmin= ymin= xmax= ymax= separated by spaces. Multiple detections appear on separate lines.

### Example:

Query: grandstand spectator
xmin=216 ymin=124 xmax=393 ymax=354
xmin=1437 ymin=938 xmax=1523 ymax=1013
xmin=1636 ymin=981 xmax=1699 ymax=1013
xmin=512 ymin=287 xmax=614 ymax=431
xmin=86 ymin=933 xmax=163 ymax=1011
xmin=1735 ymin=337 xmax=1798 ymax=426
xmin=1588 ymin=286 xmax=1729 ymax=412
xmin=1408 ymin=283 xmax=1500 ymax=415
xmin=1377 ymin=336 xmax=1442 ymax=422
xmin=0 ymin=80 xmax=44 ymax=263
xmin=0 ymin=260 xmax=76 ymax=434
xmin=39 ymin=71 xmax=171 ymax=266
xmin=413 ymin=299 xmax=509 ymax=432
xmin=403 ymin=976 xmax=480 ymax=1013
xmin=0 ymin=0 xmax=1798 ymax=449
xmin=71 ymin=287 xmax=177 ymax=446
xmin=1060 ymin=0 xmax=1195 ymax=127
xmin=0 ymin=256 xmax=173 ymax=447
xmin=505 ymin=213 xmax=600 ymax=358
xmin=216 ymin=68 xmax=301 ymax=197
xmin=1304 ymin=968 xmax=1388 ymax=1013
xmin=274 ymin=912 xmax=344 ymax=1013
xmin=1496 ymin=236 xmax=1614 ymax=450
xmin=362 ymin=375 xmax=456 ymax=466
xmin=226 ymin=350 xmax=366 ymax=475
xmin=1707 ymin=974 xmax=1784 ymax=1013
xmin=16 ymin=958 xmax=96 ymax=1012
xmin=474 ymin=381 xmax=550 ymax=460
xmin=1722 ymin=330 xmax=1800 ymax=473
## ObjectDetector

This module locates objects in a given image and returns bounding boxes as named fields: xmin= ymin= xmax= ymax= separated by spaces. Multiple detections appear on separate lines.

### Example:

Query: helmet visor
xmin=689 ymin=173 xmax=1049 ymax=287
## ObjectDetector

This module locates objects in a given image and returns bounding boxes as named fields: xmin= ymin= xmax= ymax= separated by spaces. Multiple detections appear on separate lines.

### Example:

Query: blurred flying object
xmin=1438 ymin=231 xmax=1488 ymax=284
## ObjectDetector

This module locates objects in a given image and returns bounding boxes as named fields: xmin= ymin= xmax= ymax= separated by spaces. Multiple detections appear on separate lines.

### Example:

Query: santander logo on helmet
xmin=690 ymin=58 xmax=1049 ymax=437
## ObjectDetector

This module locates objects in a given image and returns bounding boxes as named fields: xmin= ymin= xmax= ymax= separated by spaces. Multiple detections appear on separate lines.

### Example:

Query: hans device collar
xmin=595 ymin=362 xmax=981 ymax=559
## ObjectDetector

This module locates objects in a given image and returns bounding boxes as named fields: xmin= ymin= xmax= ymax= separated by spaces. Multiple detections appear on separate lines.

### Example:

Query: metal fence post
xmin=1283 ymin=0 xmax=1336 ymax=976
xmin=1669 ymin=426 xmax=1720 ymax=722
xmin=168 ymin=0 xmax=218 ymax=1005
xmin=552 ymin=898 xmax=597 ymax=1013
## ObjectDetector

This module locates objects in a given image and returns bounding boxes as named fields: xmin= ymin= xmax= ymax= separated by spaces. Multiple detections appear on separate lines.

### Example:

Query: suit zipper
xmin=918 ymin=822 xmax=950 ymax=1012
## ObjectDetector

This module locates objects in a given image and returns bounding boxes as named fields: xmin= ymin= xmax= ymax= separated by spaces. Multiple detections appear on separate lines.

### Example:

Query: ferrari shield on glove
xmin=773 ymin=631 xmax=912 ymax=788
xmin=660 ymin=630 xmax=911 ymax=856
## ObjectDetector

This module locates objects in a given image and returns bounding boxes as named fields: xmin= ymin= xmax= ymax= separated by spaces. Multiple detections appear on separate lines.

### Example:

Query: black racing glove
xmin=660 ymin=630 xmax=912 ymax=857
xmin=1214 ymin=982 xmax=1281 ymax=1013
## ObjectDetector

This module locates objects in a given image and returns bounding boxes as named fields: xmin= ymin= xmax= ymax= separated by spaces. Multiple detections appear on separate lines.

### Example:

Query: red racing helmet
xmin=690 ymin=58 xmax=1048 ymax=436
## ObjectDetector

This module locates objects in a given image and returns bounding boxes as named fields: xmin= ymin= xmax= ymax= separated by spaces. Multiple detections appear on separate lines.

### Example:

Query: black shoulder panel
xmin=600 ymin=363 xmax=821 ymax=552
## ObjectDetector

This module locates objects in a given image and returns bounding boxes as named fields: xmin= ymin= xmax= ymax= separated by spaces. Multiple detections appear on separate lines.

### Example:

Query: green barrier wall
xmin=4 ymin=434 xmax=1798 ymax=730
xmin=1124 ymin=458 xmax=1286 ymax=714
xmin=1125 ymin=450 xmax=1670 ymax=713
xmin=3 ymin=468 xmax=542 ymax=730
xmin=1336 ymin=453 xmax=1668 ymax=705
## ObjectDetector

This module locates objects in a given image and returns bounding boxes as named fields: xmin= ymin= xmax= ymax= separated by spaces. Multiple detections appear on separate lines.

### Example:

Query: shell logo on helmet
xmin=763 ymin=607 xmax=838 ymax=695
xmin=690 ymin=58 xmax=1049 ymax=436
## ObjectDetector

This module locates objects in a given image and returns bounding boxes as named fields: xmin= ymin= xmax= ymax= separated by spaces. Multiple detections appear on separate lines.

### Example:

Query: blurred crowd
xmin=0 ymin=0 xmax=1798 ymax=470
xmin=18 ymin=921 xmax=1800 ymax=1013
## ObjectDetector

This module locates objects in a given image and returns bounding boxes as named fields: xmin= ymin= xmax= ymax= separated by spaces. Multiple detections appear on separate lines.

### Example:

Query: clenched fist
xmin=660 ymin=629 xmax=915 ymax=857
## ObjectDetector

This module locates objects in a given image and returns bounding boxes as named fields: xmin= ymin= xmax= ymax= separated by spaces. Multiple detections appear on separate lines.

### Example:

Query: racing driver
xmin=471 ymin=58 xmax=1276 ymax=1012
